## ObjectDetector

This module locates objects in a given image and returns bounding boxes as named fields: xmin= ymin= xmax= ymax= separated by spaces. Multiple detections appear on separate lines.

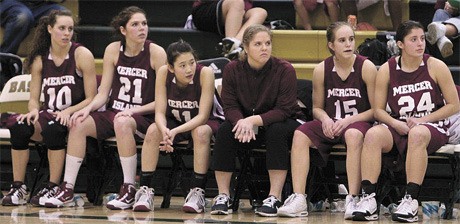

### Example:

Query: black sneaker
xmin=219 ymin=37 xmax=240 ymax=55
xmin=210 ymin=193 xmax=233 ymax=215
xmin=255 ymin=195 xmax=282 ymax=217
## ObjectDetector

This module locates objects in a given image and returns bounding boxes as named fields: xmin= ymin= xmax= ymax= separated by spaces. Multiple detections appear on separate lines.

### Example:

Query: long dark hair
xmin=26 ymin=10 xmax=75 ymax=70
xmin=110 ymin=6 xmax=147 ymax=42
xmin=166 ymin=39 xmax=198 ymax=66
xmin=395 ymin=20 xmax=424 ymax=43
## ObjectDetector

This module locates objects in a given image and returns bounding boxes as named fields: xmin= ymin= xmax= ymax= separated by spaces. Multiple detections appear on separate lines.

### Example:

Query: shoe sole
xmin=255 ymin=211 xmax=278 ymax=217
xmin=210 ymin=209 xmax=232 ymax=215
xmin=277 ymin=211 xmax=308 ymax=217
xmin=182 ymin=205 xmax=203 ymax=213
xmin=427 ymin=23 xmax=438 ymax=45
xmin=1 ymin=197 xmax=27 ymax=206
xmin=1 ymin=202 xmax=24 ymax=206
xmin=392 ymin=213 xmax=418 ymax=223
xmin=352 ymin=212 xmax=378 ymax=221
xmin=344 ymin=214 xmax=354 ymax=220
xmin=106 ymin=204 xmax=133 ymax=210
xmin=440 ymin=41 xmax=453 ymax=58
xmin=133 ymin=204 xmax=152 ymax=212
xmin=44 ymin=201 xmax=75 ymax=208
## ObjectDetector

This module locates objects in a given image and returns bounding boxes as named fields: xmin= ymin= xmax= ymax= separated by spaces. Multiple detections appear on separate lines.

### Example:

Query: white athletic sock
xmin=63 ymin=154 xmax=83 ymax=189
xmin=120 ymin=154 xmax=137 ymax=185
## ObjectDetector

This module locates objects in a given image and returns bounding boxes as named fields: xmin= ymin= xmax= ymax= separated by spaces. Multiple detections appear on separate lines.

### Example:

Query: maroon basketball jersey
xmin=108 ymin=40 xmax=156 ymax=112
xmin=387 ymin=54 xmax=448 ymax=131
xmin=165 ymin=64 xmax=204 ymax=123
xmin=165 ymin=64 xmax=224 ymax=123
xmin=323 ymin=54 xmax=371 ymax=120
xmin=41 ymin=42 xmax=85 ymax=111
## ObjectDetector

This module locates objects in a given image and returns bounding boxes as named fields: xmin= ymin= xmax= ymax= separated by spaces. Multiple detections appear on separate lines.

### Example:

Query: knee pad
xmin=9 ymin=122 xmax=34 ymax=150
xmin=41 ymin=121 xmax=68 ymax=150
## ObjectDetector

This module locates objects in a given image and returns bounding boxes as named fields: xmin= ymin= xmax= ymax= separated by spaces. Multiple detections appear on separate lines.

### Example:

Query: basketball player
xmin=44 ymin=6 xmax=167 ymax=209
xmin=277 ymin=21 xmax=377 ymax=219
xmin=353 ymin=20 xmax=459 ymax=222
xmin=133 ymin=40 xmax=224 ymax=213
xmin=2 ymin=10 xmax=97 ymax=207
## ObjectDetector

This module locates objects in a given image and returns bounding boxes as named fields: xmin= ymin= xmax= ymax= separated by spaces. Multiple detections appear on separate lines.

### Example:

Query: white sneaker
xmin=106 ymin=183 xmax=137 ymax=210
xmin=1 ymin=182 xmax=29 ymax=206
xmin=133 ymin=186 xmax=154 ymax=212
xmin=437 ymin=36 xmax=453 ymax=58
xmin=344 ymin=195 xmax=359 ymax=220
xmin=277 ymin=193 xmax=309 ymax=217
xmin=30 ymin=185 xmax=60 ymax=206
xmin=391 ymin=194 xmax=419 ymax=223
xmin=352 ymin=193 xmax=378 ymax=221
xmin=183 ymin=187 xmax=206 ymax=213
xmin=427 ymin=22 xmax=446 ymax=45
xmin=44 ymin=182 xmax=75 ymax=208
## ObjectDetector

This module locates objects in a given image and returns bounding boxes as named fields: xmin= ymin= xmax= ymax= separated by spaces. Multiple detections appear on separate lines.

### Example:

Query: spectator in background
xmin=0 ymin=0 xmax=67 ymax=54
xmin=293 ymin=0 xmax=339 ymax=30
xmin=427 ymin=0 xmax=459 ymax=58
xmin=1 ymin=9 xmax=97 ymax=207
xmin=191 ymin=0 xmax=267 ymax=58
xmin=340 ymin=0 xmax=402 ymax=31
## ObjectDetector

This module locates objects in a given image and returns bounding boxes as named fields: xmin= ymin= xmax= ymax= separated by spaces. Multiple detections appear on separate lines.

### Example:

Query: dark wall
xmin=78 ymin=0 xmax=193 ymax=27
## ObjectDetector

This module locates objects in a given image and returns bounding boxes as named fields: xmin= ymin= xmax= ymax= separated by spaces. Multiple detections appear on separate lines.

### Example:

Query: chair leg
xmin=93 ymin=144 xmax=119 ymax=206
xmin=232 ymin=150 xmax=251 ymax=212
xmin=442 ymin=155 xmax=460 ymax=219
xmin=28 ymin=143 xmax=48 ymax=199
xmin=161 ymin=151 xmax=184 ymax=208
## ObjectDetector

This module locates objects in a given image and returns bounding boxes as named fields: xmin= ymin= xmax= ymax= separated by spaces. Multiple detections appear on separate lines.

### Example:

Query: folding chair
xmin=0 ymin=74 xmax=47 ymax=199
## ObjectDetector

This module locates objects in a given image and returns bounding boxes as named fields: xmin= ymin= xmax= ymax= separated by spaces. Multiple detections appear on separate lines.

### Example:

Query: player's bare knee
xmin=345 ymin=128 xmax=363 ymax=139
xmin=143 ymin=124 xmax=161 ymax=145
xmin=113 ymin=116 xmax=134 ymax=134
xmin=192 ymin=125 xmax=212 ymax=144
xmin=408 ymin=125 xmax=430 ymax=144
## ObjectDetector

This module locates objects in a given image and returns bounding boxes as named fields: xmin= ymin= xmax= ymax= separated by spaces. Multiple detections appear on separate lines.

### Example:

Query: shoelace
xmin=9 ymin=186 xmax=26 ymax=198
xmin=54 ymin=187 xmax=69 ymax=201
xmin=396 ymin=195 xmax=414 ymax=213
xmin=262 ymin=196 xmax=278 ymax=207
xmin=214 ymin=194 xmax=229 ymax=205
xmin=118 ymin=185 xmax=135 ymax=201
xmin=356 ymin=193 xmax=376 ymax=207
xmin=282 ymin=194 xmax=298 ymax=207
xmin=137 ymin=187 xmax=153 ymax=204
xmin=186 ymin=189 xmax=205 ymax=206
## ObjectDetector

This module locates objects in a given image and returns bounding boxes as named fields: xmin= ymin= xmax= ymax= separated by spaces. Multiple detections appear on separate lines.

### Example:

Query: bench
xmin=1 ymin=63 xmax=459 ymax=217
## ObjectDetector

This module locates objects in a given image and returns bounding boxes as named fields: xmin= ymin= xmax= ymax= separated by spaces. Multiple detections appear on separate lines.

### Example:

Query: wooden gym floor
xmin=0 ymin=194 xmax=459 ymax=223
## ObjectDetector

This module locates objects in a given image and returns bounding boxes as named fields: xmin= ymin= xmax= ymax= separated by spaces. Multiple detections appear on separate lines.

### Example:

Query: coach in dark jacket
xmin=209 ymin=24 xmax=304 ymax=217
